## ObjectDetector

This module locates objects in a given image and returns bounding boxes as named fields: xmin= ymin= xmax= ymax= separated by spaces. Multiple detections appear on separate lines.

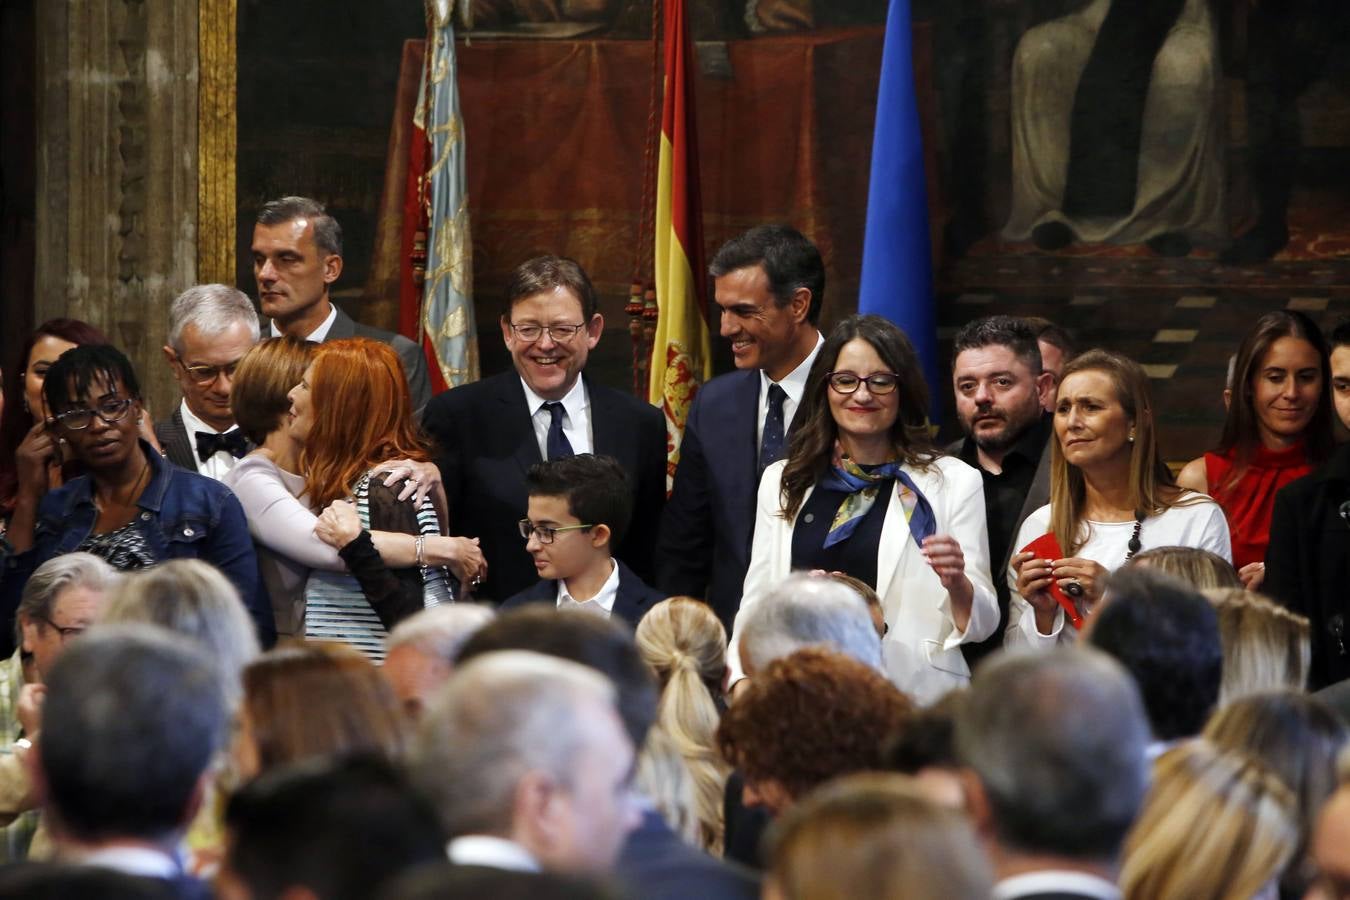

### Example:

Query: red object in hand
xmin=1019 ymin=532 xmax=1083 ymax=631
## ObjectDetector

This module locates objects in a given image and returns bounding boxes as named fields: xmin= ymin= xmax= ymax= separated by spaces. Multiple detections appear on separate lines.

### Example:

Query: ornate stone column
xmin=34 ymin=0 xmax=200 ymax=418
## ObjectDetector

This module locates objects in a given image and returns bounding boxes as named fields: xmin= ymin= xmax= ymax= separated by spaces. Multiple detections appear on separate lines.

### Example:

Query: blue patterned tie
xmin=759 ymin=383 xmax=788 ymax=475
xmin=545 ymin=402 xmax=574 ymax=460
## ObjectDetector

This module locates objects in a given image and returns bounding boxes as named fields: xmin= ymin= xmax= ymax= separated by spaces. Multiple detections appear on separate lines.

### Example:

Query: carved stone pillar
xmin=34 ymin=0 xmax=199 ymax=418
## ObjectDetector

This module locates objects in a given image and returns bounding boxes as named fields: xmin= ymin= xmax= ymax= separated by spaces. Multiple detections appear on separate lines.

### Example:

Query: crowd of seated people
xmin=0 ymin=199 xmax=1347 ymax=898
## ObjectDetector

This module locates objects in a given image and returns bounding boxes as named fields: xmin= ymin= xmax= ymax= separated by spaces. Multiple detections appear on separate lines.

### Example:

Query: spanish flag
xmin=648 ymin=0 xmax=711 ymax=492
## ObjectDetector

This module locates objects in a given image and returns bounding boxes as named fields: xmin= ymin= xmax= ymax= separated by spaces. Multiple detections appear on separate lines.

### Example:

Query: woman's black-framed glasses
xmin=52 ymin=397 xmax=135 ymax=431
xmin=826 ymin=372 xmax=900 ymax=395
xmin=518 ymin=518 xmax=595 ymax=544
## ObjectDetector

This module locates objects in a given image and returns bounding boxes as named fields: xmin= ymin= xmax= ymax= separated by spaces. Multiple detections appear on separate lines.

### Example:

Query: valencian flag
xmin=405 ymin=0 xmax=478 ymax=392
xmin=648 ymin=0 xmax=712 ymax=491
xmin=858 ymin=0 xmax=938 ymax=407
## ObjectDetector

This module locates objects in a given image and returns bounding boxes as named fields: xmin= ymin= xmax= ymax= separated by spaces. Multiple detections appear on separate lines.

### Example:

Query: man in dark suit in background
xmin=657 ymin=225 xmax=825 ymax=632
xmin=155 ymin=284 xmax=259 ymax=478
xmin=956 ymin=648 xmax=1149 ymax=900
xmin=250 ymin=195 xmax=432 ymax=411
xmin=947 ymin=315 xmax=1055 ymax=666
xmin=422 ymin=256 xmax=666 ymax=603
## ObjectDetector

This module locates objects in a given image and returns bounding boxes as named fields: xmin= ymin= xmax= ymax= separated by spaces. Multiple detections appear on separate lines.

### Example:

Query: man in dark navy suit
xmin=657 ymin=225 xmax=825 ymax=631
xmin=501 ymin=455 xmax=665 ymax=628
xmin=34 ymin=625 xmax=228 ymax=899
xmin=423 ymin=256 xmax=666 ymax=604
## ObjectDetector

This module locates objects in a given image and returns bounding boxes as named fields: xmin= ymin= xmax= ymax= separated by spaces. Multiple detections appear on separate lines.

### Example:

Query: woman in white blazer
xmin=733 ymin=315 xmax=998 ymax=705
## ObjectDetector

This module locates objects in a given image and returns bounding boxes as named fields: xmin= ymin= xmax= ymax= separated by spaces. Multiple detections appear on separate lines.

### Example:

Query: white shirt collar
xmin=760 ymin=331 xmax=823 ymax=405
xmin=77 ymin=846 xmax=180 ymax=879
xmin=178 ymin=398 xmax=235 ymax=438
xmin=446 ymin=835 xmax=540 ymax=872
xmin=557 ymin=558 xmax=620 ymax=616
xmin=520 ymin=373 xmax=589 ymax=420
xmin=993 ymin=871 xmax=1120 ymax=900
xmin=270 ymin=302 xmax=338 ymax=343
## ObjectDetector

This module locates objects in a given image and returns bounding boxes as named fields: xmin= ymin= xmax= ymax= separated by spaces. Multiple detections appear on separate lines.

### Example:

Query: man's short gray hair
xmin=738 ymin=573 xmax=884 ymax=675
xmin=955 ymin=647 xmax=1150 ymax=862
xmin=387 ymin=603 xmax=496 ymax=663
xmin=16 ymin=553 xmax=117 ymax=642
xmin=412 ymin=650 xmax=618 ymax=837
xmin=256 ymin=196 xmax=343 ymax=258
xmin=167 ymin=284 xmax=261 ymax=353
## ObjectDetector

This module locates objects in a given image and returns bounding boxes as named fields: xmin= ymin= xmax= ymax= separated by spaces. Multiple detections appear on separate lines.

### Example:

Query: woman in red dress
xmin=1177 ymin=310 xmax=1333 ymax=589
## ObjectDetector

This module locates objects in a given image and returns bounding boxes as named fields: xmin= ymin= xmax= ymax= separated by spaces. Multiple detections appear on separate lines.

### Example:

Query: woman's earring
xmin=1128 ymin=429 xmax=1136 ymax=443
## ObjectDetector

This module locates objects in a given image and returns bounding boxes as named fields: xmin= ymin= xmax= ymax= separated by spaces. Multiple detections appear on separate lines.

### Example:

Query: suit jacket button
xmin=183 ymin=526 xmax=195 ymax=537
xmin=140 ymin=512 xmax=152 ymax=521
xmin=804 ymin=513 xmax=815 ymax=523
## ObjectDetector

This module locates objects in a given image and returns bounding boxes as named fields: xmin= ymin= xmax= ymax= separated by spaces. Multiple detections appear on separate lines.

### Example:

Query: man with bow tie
xmin=155 ymin=284 xmax=260 ymax=479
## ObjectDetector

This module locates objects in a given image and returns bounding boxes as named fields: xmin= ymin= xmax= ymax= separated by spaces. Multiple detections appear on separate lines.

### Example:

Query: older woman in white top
xmin=1009 ymin=349 xmax=1230 ymax=647
xmin=733 ymin=315 xmax=997 ymax=705
xmin=223 ymin=337 xmax=484 ymax=638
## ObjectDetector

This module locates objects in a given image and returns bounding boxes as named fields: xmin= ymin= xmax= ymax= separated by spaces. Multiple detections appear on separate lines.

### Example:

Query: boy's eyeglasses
xmin=518 ymin=518 xmax=595 ymax=544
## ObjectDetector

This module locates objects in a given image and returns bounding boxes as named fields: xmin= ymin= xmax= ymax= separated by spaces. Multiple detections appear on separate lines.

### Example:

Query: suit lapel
xmin=327 ymin=305 xmax=357 ymax=339
xmin=587 ymin=376 xmax=620 ymax=457
xmin=731 ymin=370 xmax=761 ymax=483
xmin=1011 ymin=437 xmax=1054 ymax=555
xmin=495 ymin=374 xmax=543 ymax=475
xmin=164 ymin=409 xmax=198 ymax=472
xmin=611 ymin=561 xmax=652 ymax=626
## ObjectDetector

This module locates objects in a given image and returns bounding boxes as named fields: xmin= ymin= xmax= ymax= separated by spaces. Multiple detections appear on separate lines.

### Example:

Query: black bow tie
xmin=195 ymin=429 xmax=248 ymax=462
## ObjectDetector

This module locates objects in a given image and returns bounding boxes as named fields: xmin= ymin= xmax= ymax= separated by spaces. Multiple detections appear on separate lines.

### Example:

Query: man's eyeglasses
xmin=52 ymin=397 xmax=134 ymax=431
xmin=508 ymin=323 xmax=587 ymax=343
xmin=827 ymin=372 xmax=900 ymax=395
xmin=518 ymin=518 xmax=594 ymax=544
xmin=38 ymin=616 xmax=87 ymax=643
xmin=180 ymin=360 xmax=241 ymax=386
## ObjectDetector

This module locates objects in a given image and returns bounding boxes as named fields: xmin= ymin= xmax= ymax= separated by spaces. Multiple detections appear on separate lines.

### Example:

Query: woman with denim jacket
xmin=0 ymin=345 xmax=273 ymax=655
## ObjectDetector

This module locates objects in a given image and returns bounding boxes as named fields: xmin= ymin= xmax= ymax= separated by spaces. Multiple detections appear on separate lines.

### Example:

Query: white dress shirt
xmin=521 ymin=376 xmax=593 ymax=460
xmin=446 ymin=835 xmax=540 ymax=872
xmin=178 ymin=400 xmax=244 ymax=482
xmin=78 ymin=845 xmax=181 ymax=879
xmin=556 ymin=558 xmax=619 ymax=619
xmin=993 ymin=870 xmax=1120 ymax=900
xmin=269 ymin=303 xmax=338 ymax=343
xmin=755 ymin=333 xmax=824 ymax=449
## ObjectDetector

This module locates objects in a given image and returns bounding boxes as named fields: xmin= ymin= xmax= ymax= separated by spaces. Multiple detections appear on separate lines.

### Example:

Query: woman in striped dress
xmin=287 ymin=337 xmax=479 ymax=660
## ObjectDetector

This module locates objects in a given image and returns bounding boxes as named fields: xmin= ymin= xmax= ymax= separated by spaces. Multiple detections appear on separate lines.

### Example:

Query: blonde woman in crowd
xmin=763 ymin=773 xmax=991 ymax=900
xmin=101 ymin=558 xmax=262 ymax=876
xmin=635 ymin=597 xmax=731 ymax=854
xmin=1121 ymin=741 xmax=1298 ymax=900
xmin=1205 ymin=588 xmax=1310 ymax=705
xmin=1126 ymin=546 xmax=1241 ymax=591
xmin=1204 ymin=692 xmax=1348 ymax=896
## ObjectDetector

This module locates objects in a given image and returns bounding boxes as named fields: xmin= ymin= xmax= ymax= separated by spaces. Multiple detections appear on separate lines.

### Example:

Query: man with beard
xmin=947 ymin=316 xmax=1055 ymax=664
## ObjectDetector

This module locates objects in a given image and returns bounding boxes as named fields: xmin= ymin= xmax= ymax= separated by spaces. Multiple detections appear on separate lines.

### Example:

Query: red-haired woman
xmin=285 ymin=337 xmax=481 ymax=660
xmin=1177 ymin=311 xmax=1333 ymax=590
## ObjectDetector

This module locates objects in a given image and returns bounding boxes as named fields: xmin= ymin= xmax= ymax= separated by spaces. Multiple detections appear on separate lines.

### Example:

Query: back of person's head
xmin=456 ymin=607 xmax=657 ymax=748
xmin=378 ymin=865 xmax=622 ymax=900
xmin=230 ymin=336 xmax=315 ymax=445
xmin=1204 ymin=691 xmax=1348 ymax=851
xmin=738 ymin=573 xmax=883 ymax=676
xmin=1120 ymin=741 xmax=1298 ymax=900
xmin=956 ymin=647 xmax=1149 ymax=862
xmin=634 ymin=597 xmax=729 ymax=851
xmin=708 ymin=224 xmax=825 ymax=324
xmin=1127 ymin=546 xmax=1242 ymax=590
xmin=886 ymin=690 xmax=964 ymax=774
xmin=221 ymin=755 xmax=445 ymax=900
xmin=524 ymin=454 xmax=633 ymax=549
xmin=718 ymin=648 xmax=911 ymax=812
xmin=385 ymin=604 xmax=496 ymax=718
xmin=0 ymin=863 xmax=176 ymax=899
xmin=166 ymin=283 xmax=260 ymax=352
xmin=102 ymin=559 xmax=260 ymax=707
xmin=1204 ymin=588 xmax=1310 ymax=704
xmin=412 ymin=651 xmax=636 ymax=872
xmin=1089 ymin=568 xmax=1223 ymax=740
xmin=826 ymin=573 xmax=888 ymax=638
xmin=238 ymin=641 xmax=406 ymax=777
xmin=39 ymin=624 xmax=228 ymax=845
xmin=764 ymin=773 xmax=992 ymax=900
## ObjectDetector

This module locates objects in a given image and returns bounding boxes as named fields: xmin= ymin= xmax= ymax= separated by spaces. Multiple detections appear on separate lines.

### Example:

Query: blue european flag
xmin=859 ymin=0 xmax=939 ymax=415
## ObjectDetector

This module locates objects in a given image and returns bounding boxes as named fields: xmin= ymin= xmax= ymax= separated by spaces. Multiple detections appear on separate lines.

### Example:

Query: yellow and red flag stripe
xmin=648 ymin=0 xmax=711 ymax=492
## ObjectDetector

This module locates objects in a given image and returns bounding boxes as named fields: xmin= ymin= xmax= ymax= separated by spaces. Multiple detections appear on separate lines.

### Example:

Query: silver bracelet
xmin=415 ymin=535 xmax=426 ymax=567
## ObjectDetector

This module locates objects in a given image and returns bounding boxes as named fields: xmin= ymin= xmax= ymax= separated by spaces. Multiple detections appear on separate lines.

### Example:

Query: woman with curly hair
xmin=735 ymin=314 xmax=998 ymax=704
xmin=717 ymin=647 xmax=912 ymax=816
xmin=635 ymin=597 xmax=731 ymax=854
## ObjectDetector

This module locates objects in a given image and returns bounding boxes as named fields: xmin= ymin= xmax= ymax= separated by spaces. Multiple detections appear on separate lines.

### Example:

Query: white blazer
xmin=732 ymin=455 xmax=999 ymax=706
